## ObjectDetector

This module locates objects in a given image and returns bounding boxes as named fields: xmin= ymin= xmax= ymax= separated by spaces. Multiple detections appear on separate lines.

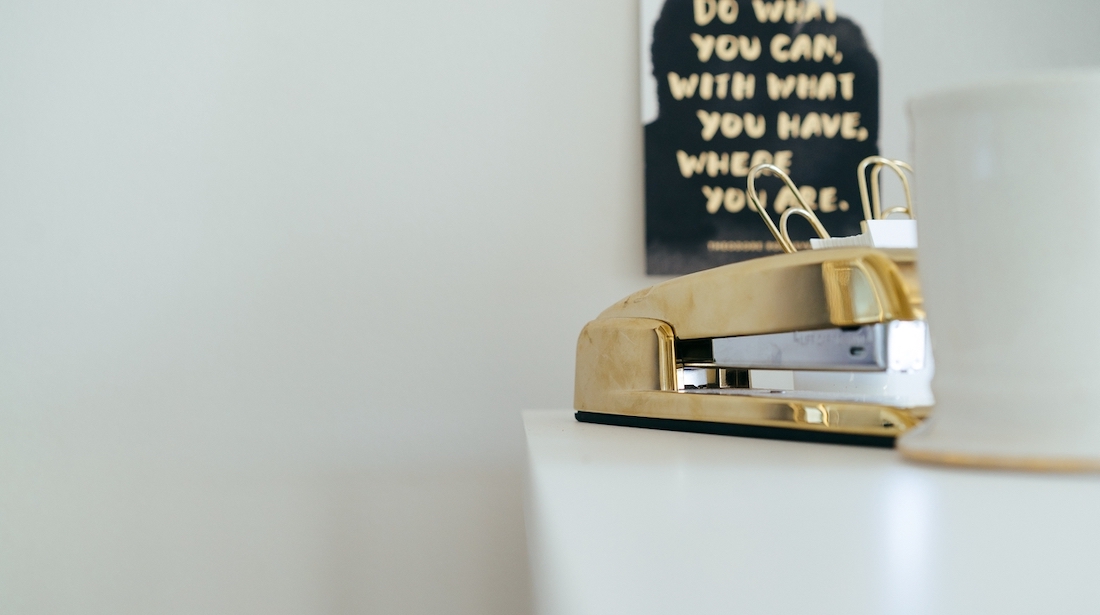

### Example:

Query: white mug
xmin=899 ymin=71 xmax=1100 ymax=471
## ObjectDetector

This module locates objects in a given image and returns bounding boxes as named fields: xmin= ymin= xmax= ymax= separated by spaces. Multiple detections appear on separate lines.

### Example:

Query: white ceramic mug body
xmin=899 ymin=71 xmax=1100 ymax=469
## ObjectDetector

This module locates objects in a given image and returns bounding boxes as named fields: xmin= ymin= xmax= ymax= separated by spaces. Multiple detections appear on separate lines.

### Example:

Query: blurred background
xmin=1 ymin=0 xmax=1098 ymax=613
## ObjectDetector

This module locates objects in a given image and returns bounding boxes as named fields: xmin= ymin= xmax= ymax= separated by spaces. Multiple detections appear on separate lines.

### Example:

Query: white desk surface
xmin=523 ymin=410 xmax=1100 ymax=615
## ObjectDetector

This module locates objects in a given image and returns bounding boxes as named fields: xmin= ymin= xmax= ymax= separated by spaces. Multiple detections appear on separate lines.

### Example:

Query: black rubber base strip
xmin=575 ymin=411 xmax=896 ymax=449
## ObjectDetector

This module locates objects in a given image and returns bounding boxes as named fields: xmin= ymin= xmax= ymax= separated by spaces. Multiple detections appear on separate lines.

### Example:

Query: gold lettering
xmin=720 ymin=113 xmax=743 ymax=138
xmin=750 ymin=150 xmax=773 ymax=168
xmin=777 ymin=112 xmax=800 ymax=140
xmin=751 ymin=0 xmax=786 ymax=22
xmin=818 ymin=186 xmax=837 ymax=212
xmin=715 ymin=34 xmax=739 ymax=61
xmin=816 ymin=72 xmax=836 ymax=100
xmin=802 ymin=2 xmax=822 ymax=22
xmin=715 ymin=73 xmax=731 ymax=99
xmin=731 ymin=151 xmax=751 ymax=177
xmin=694 ymin=0 xmax=717 ymax=25
xmin=812 ymin=34 xmax=837 ymax=61
xmin=697 ymin=110 xmax=722 ymax=141
xmin=766 ymin=73 xmax=797 ymax=100
xmin=784 ymin=0 xmax=802 ymax=23
xmin=708 ymin=240 xmax=766 ymax=251
xmin=789 ymin=34 xmax=812 ymax=61
xmin=703 ymin=185 xmax=724 ymax=213
xmin=677 ymin=150 xmax=707 ymax=177
xmin=691 ymin=34 xmax=716 ymax=62
xmin=709 ymin=240 xmax=766 ymax=251
xmin=799 ymin=185 xmax=818 ymax=210
xmin=770 ymin=34 xmax=791 ymax=62
xmin=706 ymin=151 xmax=729 ymax=177
xmin=751 ymin=0 xmax=768 ymax=21
xmin=773 ymin=186 xmax=820 ymax=214
xmin=717 ymin=0 xmax=739 ymax=23
xmin=773 ymin=150 xmax=793 ymax=175
xmin=838 ymin=72 xmax=855 ymax=100
xmin=668 ymin=72 xmax=699 ymax=100
xmin=744 ymin=114 xmax=766 ymax=138
xmin=700 ymin=72 xmax=715 ymax=100
xmin=774 ymin=186 xmax=799 ymax=213
xmin=732 ymin=72 xmax=755 ymax=100
xmin=840 ymin=112 xmax=860 ymax=139
xmin=727 ymin=150 xmax=792 ymax=176
xmin=796 ymin=73 xmax=817 ymax=99
xmin=800 ymin=112 xmax=822 ymax=138
xmin=740 ymin=36 xmax=762 ymax=60
xmin=724 ymin=187 xmax=747 ymax=212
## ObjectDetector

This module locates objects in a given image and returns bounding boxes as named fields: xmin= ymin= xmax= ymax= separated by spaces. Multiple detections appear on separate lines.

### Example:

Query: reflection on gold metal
xmin=578 ymin=395 xmax=926 ymax=438
xmin=821 ymin=256 xmax=917 ymax=325
xmin=858 ymin=156 xmax=914 ymax=221
xmin=575 ymin=247 xmax=929 ymax=439
xmin=747 ymin=163 xmax=830 ymax=253
xmin=655 ymin=322 xmax=676 ymax=392
xmin=877 ymin=248 xmax=923 ymax=316
xmin=597 ymin=248 xmax=918 ymax=338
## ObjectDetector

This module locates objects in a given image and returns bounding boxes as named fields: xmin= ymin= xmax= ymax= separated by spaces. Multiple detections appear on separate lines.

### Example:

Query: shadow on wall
xmin=325 ymin=466 xmax=532 ymax=614
xmin=0 ymin=461 xmax=531 ymax=614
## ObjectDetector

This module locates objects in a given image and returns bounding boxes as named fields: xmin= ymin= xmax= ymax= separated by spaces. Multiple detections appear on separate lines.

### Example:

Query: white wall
xmin=1 ymin=1 xmax=1099 ymax=613
xmin=0 ymin=0 xmax=648 ymax=612
xmin=880 ymin=0 xmax=1100 ymax=162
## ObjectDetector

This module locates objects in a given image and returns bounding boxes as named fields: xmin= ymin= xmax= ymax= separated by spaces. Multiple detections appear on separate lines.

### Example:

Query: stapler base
xmin=575 ymin=411 xmax=897 ymax=448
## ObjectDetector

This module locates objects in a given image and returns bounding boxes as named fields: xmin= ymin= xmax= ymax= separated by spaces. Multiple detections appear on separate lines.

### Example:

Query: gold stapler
xmin=574 ymin=158 xmax=931 ymax=447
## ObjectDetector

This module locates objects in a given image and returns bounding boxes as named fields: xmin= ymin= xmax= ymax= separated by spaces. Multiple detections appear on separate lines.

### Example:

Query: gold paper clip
xmin=747 ymin=163 xmax=829 ymax=253
xmin=857 ymin=156 xmax=914 ymax=221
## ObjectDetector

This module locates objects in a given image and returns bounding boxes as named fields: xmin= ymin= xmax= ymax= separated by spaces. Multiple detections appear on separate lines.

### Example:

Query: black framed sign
xmin=642 ymin=0 xmax=879 ymax=274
